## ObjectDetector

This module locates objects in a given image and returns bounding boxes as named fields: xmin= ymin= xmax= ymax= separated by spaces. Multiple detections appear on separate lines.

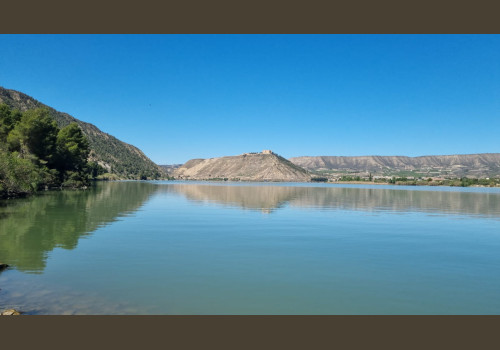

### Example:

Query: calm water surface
xmin=1 ymin=181 xmax=500 ymax=314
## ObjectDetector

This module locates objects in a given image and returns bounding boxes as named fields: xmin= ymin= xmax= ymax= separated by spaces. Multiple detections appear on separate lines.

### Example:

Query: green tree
xmin=56 ymin=123 xmax=90 ymax=186
xmin=0 ymin=104 xmax=21 ymax=143
xmin=0 ymin=149 xmax=43 ymax=196
xmin=7 ymin=108 xmax=58 ymax=164
xmin=87 ymin=161 xmax=106 ymax=178
xmin=56 ymin=123 xmax=89 ymax=171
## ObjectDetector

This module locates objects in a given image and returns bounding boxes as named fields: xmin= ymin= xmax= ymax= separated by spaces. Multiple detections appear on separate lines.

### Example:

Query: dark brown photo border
xmin=0 ymin=0 xmax=499 ymax=33
xmin=1 ymin=0 xmax=500 ymax=348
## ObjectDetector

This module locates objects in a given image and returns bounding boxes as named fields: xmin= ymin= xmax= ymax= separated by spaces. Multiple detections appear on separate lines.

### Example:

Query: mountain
xmin=159 ymin=164 xmax=182 ymax=175
xmin=289 ymin=154 xmax=500 ymax=177
xmin=0 ymin=87 xmax=164 ymax=179
xmin=174 ymin=150 xmax=311 ymax=181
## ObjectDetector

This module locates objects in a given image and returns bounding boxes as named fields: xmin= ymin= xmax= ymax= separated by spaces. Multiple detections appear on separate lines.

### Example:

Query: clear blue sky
xmin=0 ymin=34 xmax=498 ymax=164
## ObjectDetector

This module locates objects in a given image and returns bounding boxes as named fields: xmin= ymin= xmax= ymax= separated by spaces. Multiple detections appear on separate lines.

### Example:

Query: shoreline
xmin=168 ymin=178 xmax=500 ymax=188
xmin=1 ymin=179 xmax=499 ymax=202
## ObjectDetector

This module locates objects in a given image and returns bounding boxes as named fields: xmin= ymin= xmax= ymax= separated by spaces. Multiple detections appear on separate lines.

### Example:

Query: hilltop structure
xmin=174 ymin=150 xmax=310 ymax=182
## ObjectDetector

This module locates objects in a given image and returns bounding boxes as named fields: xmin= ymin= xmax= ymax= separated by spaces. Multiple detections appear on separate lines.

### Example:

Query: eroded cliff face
xmin=174 ymin=152 xmax=311 ymax=182
xmin=289 ymin=154 xmax=500 ymax=177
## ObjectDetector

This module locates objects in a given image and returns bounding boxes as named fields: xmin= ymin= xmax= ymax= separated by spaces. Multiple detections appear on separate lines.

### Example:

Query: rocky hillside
xmin=174 ymin=151 xmax=311 ymax=181
xmin=159 ymin=164 xmax=182 ymax=175
xmin=289 ymin=154 xmax=500 ymax=177
xmin=0 ymin=87 xmax=164 ymax=179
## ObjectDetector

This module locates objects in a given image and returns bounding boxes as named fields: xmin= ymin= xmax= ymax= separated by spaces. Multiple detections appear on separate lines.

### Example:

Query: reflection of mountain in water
xmin=0 ymin=182 xmax=158 ymax=273
xmin=166 ymin=183 xmax=500 ymax=219
xmin=3 ymin=182 xmax=499 ymax=273
xmin=290 ymin=187 xmax=500 ymax=219
xmin=162 ymin=184 xmax=302 ymax=213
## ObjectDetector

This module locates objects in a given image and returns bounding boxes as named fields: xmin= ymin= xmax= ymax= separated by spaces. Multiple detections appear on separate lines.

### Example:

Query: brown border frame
xmin=1 ymin=1 xmax=500 ymax=348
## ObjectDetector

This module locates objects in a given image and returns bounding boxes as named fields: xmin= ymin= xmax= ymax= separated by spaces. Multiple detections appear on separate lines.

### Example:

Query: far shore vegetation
xmin=311 ymin=174 xmax=500 ymax=187
xmin=178 ymin=175 xmax=500 ymax=187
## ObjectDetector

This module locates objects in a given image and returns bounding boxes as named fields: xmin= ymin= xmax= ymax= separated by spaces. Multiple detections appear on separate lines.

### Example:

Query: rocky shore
xmin=1 ymin=309 xmax=21 ymax=315
xmin=0 ymin=263 xmax=22 ymax=315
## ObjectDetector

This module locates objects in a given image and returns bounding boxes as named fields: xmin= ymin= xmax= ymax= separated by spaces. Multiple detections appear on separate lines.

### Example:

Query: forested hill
xmin=0 ymin=87 xmax=164 ymax=179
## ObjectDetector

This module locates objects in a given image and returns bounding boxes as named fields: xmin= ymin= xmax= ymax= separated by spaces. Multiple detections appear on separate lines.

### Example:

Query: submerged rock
xmin=1 ymin=309 xmax=21 ymax=316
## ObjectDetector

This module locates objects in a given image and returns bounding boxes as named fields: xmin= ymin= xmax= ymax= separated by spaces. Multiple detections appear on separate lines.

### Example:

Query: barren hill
xmin=174 ymin=151 xmax=311 ymax=182
xmin=159 ymin=164 xmax=182 ymax=175
xmin=289 ymin=154 xmax=500 ymax=177
xmin=0 ymin=87 xmax=164 ymax=179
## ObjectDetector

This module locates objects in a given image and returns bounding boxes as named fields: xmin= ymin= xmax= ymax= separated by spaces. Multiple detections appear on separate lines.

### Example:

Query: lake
xmin=1 ymin=181 xmax=500 ymax=314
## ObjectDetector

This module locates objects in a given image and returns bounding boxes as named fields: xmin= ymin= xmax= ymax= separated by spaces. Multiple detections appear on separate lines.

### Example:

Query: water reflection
xmin=0 ymin=182 xmax=159 ymax=273
xmin=162 ymin=183 xmax=301 ymax=213
xmin=2 ymin=182 xmax=499 ymax=274
xmin=1 ymin=181 xmax=500 ymax=314
xmin=166 ymin=183 xmax=500 ymax=219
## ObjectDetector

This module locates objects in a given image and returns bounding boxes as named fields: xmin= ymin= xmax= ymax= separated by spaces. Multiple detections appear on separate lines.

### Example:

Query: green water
xmin=1 ymin=181 xmax=500 ymax=314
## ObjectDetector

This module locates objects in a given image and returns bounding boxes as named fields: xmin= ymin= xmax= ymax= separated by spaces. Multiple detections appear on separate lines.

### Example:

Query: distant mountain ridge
xmin=0 ymin=87 xmax=163 ymax=179
xmin=174 ymin=150 xmax=311 ymax=181
xmin=159 ymin=164 xmax=181 ymax=175
xmin=290 ymin=154 xmax=500 ymax=177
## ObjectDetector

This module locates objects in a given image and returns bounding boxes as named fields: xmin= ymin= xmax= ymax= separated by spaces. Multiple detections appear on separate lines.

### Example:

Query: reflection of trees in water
xmin=167 ymin=184 xmax=500 ymax=219
xmin=0 ymin=182 xmax=159 ymax=273
xmin=2 ymin=182 xmax=498 ymax=273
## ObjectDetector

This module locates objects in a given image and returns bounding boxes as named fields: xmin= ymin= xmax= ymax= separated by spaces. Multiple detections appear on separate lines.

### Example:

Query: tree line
xmin=0 ymin=103 xmax=104 ymax=198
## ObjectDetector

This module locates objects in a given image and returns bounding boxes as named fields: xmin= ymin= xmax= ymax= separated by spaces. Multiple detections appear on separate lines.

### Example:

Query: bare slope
xmin=159 ymin=164 xmax=182 ymax=175
xmin=289 ymin=154 xmax=500 ymax=177
xmin=174 ymin=152 xmax=311 ymax=181
xmin=0 ymin=87 xmax=164 ymax=179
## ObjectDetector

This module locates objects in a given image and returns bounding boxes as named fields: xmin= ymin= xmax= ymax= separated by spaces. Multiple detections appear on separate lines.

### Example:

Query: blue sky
xmin=0 ymin=34 xmax=498 ymax=164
